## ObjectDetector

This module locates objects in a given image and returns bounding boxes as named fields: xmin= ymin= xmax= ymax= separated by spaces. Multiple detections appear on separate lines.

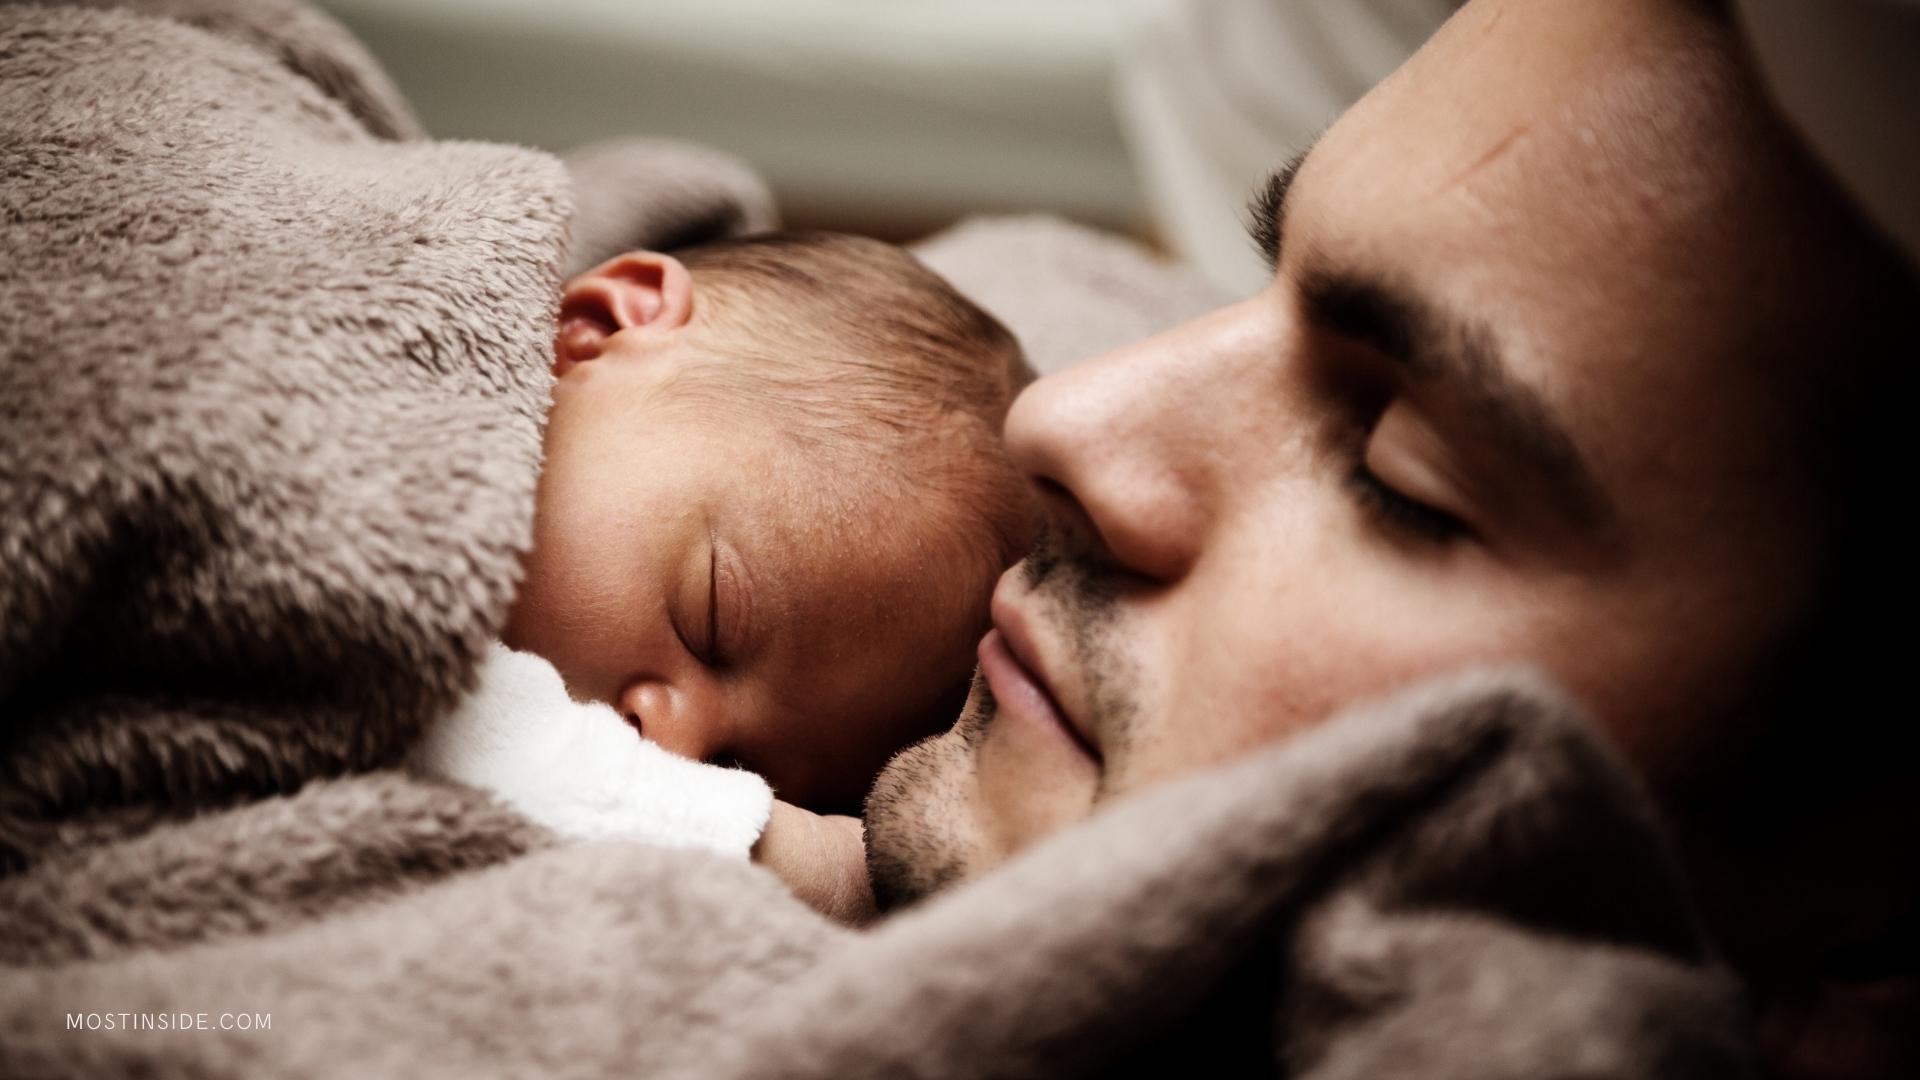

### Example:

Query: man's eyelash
xmin=1344 ymin=463 xmax=1466 ymax=543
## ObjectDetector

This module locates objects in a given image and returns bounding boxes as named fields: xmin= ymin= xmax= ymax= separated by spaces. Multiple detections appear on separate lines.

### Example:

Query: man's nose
xmin=1004 ymin=304 xmax=1255 ymax=584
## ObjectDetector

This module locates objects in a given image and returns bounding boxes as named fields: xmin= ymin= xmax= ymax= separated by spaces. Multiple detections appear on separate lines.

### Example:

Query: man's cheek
xmin=1123 ymin=597 xmax=1332 ymax=788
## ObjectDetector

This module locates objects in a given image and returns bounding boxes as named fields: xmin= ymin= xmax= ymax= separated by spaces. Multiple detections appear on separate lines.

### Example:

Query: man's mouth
xmin=978 ymin=597 xmax=1101 ymax=764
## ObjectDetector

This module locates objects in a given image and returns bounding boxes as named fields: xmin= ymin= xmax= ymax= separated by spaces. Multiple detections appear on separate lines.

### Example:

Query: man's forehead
xmin=1252 ymin=0 xmax=1836 ymax=549
xmin=1308 ymin=6 xmax=1796 ymax=334
xmin=1328 ymin=2 xmax=1746 ymax=239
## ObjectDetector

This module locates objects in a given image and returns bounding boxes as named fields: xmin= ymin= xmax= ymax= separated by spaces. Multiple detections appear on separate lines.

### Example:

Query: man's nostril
xmin=1032 ymin=476 xmax=1073 ymax=503
xmin=1030 ymin=478 xmax=1107 ymax=560
xmin=1032 ymin=477 xmax=1088 ymax=532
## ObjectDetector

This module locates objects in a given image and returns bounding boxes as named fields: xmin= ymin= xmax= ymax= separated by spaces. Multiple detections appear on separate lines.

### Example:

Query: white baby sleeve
xmin=410 ymin=641 xmax=773 ymax=858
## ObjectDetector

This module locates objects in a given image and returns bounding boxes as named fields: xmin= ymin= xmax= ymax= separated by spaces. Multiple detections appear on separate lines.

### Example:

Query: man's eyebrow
xmin=1247 ymin=143 xmax=1314 ymax=270
xmin=1299 ymin=268 xmax=1618 ymax=539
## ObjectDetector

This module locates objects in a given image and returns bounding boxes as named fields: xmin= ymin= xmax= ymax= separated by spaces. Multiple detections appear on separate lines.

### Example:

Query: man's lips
xmin=978 ymin=604 xmax=1100 ymax=763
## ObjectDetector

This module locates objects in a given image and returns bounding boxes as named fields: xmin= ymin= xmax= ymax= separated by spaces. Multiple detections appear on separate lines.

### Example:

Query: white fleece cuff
xmin=410 ymin=642 xmax=774 ymax=858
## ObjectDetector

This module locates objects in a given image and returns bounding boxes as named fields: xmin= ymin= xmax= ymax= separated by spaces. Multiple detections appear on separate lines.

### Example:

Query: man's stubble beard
xmin=862 ymin=530 xmax=1136 ymax=912
xmin=863 ymin=670 xmax=996 ymax=912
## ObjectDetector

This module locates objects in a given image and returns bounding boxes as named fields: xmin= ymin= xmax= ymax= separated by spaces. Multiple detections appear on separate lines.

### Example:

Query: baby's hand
xmin=752 ymin=800 xmax=876 ymax=926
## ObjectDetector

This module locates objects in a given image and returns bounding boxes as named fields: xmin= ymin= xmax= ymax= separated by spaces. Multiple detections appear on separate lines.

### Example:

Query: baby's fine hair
xmin=669 ymin=231 xmax=1039 ymax=580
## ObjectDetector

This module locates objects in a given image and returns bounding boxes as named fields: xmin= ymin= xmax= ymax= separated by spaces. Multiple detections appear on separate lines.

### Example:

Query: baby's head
xmin=508 ymin=232 xmax=1038 ymax=813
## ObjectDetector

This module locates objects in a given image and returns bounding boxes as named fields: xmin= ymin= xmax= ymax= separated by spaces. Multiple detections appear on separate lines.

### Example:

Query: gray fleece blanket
xmin=0 ymin=1 xmax=1754 ymax=1075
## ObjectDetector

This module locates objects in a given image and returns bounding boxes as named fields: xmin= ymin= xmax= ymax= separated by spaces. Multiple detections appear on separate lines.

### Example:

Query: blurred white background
xmin=319 ymin=2 xmax=1146 ymax=234
xmin=316 ymin=0 xmax=1459 ymax=296
xmin=317 ymin=1 xmax=1918 ymax=295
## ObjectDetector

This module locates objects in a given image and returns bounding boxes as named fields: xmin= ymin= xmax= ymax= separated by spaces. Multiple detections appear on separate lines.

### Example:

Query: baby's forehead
xmin=752 ymin=495 xmax=985 ymax=703
xmin=717 ymin=391 xmax=1025 ymax=646
xmin=787 ymin=474 xmax=994 ymax=584
xmin=768 ymin=464 xmax=994 ymax=600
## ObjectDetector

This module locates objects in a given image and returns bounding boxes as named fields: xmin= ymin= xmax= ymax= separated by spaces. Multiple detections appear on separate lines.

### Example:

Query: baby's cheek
xmin=499 ymin=544 xmax=561 ymax=654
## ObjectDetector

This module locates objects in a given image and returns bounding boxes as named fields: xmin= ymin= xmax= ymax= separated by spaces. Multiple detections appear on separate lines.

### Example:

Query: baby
xmin=411 ymin=232 xmax=1036 ymax=916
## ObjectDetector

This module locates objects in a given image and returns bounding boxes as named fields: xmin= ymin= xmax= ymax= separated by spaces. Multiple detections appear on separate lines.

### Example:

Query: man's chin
xmin=862 ymin=676 xmax=996 ymax=912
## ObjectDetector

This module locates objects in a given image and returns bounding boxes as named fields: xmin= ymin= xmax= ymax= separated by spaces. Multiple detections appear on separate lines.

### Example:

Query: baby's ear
xmin=553 ymin=251 xmax=694 ymax=375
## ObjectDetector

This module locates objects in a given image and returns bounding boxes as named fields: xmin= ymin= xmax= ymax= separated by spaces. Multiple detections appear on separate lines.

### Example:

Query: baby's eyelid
xmin=705 ymin=528 xmax=721 ymax=666
xmin=708 ymin=534 xmax=757 ymax=668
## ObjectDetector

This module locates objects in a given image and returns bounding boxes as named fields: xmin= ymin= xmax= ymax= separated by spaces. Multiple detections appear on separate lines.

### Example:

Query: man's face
xmin=868 ymin=0 xmax=1864 ymax=900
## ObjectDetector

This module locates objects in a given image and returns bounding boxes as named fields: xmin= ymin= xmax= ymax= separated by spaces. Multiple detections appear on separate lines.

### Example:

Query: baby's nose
xmin=618 ymin=677 xmax=724 ymax=763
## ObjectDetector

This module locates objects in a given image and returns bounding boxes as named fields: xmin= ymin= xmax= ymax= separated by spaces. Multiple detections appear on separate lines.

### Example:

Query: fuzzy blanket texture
xmin=1 ymin=1 xmax=1754 ymax=1075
